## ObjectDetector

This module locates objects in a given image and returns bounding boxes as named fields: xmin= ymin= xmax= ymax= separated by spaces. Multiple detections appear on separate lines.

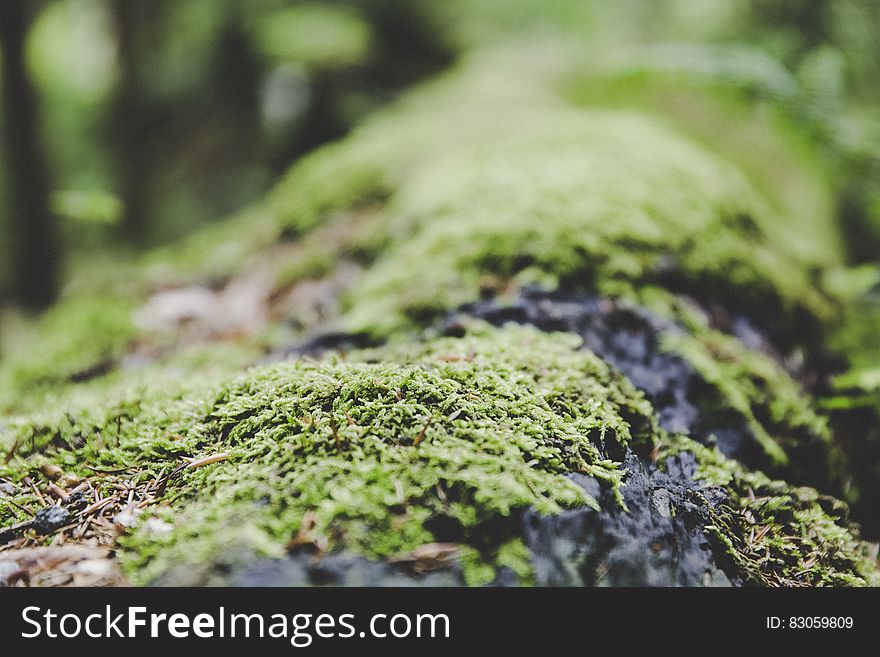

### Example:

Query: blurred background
xmin=1 ymin=0 xmax=879 ymax=314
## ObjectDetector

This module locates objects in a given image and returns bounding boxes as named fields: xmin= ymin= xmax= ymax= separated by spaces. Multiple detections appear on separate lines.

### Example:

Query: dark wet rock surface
xmin=524 ymin=451 xmax=731 ymax=586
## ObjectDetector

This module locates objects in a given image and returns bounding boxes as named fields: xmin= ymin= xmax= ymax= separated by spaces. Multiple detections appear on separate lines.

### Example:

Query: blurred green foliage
xmin=257 ymin=4 xmax=372 ymax=67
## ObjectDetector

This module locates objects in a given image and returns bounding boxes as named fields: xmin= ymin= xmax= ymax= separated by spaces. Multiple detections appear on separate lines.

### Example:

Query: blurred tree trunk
xmin=108 ymin=0 xmax=166 ymax=245
xmin=0 ymin=0 xmax=61 ymax=310
xmin=360 ymin=0 xmax=454 ymax=89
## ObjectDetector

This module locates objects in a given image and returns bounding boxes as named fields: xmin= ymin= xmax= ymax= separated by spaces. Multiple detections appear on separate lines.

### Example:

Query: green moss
xmin=259 ymin=49 xmax=845 ymax=486
xmin=0 ymin=46 xmax=873 ymax=588
xmin=677 ymin=438 xmax=879 ymax=587
xmin=3 ymin=323 xmax=874 ymax=587
xmin=495 ymin=537 xmax=534 ymax=583
xmin=817 ymin=266 xmax=880 ymax=533
xmin=269 ymin=139 xmax=393 ymax=237
xmin=566 ymin=43 xmax=840 ymax=266
xmin=262 ymin=52 xmax=835 ymax=342
xmin=1 ymin=325 xmax=656 ymax=584
xmin=662 ymin=326 xmax=836 ymax=478
xmin=819 ymin=264 xmax=880 ymax=465
xmin=1 ymin=48 xmax=840 ymax=419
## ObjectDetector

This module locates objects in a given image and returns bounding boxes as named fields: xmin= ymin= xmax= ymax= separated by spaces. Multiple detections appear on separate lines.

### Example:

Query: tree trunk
xmin=0 ymin=0 xmax=60 ymax=310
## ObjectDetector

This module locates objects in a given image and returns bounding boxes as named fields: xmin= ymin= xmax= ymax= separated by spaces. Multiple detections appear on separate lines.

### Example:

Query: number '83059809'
xmin=766 ymin=616 xmax=853 ymax=629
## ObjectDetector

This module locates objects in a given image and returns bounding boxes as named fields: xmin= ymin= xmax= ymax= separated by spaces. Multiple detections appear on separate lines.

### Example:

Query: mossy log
xmin=1 ymin=47 xmax=877 ymax=587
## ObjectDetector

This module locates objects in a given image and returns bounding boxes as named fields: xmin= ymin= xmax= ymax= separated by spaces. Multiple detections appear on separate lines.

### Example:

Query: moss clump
xmin=266 ymin=51 xmax=835 ymax=343
xmin=680 ymin=438 xmax=879 ymax=587
xmin=2 ymin=324 xmax=874 ymax=587
xmin=566 ymin=42 xmax=840 ymax=265
xmin=0 ymin=48 xmax=839 ymax=419
xmin=262 ymin=48 xmax=843 ymax=488
xmin=1 ymin=325 xmax=656 ymax=584
xmin=662 ymin=326 xmax=835 ymax=480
